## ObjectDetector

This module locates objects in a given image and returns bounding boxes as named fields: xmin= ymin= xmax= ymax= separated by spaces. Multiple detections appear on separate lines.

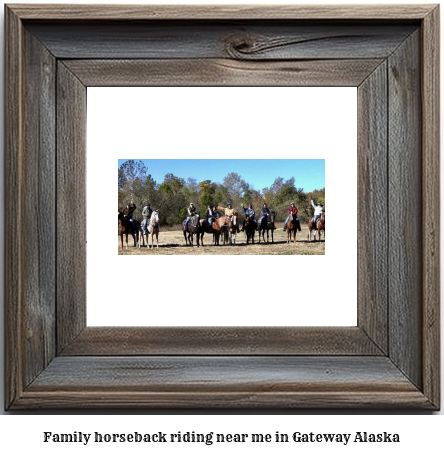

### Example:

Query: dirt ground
xmin=118 ymin=224 xmax=325 ymax=255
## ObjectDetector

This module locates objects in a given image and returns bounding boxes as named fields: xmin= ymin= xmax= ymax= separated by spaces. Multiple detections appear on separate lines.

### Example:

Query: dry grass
xmin=118 ymin=224 xmax=325 ymax=255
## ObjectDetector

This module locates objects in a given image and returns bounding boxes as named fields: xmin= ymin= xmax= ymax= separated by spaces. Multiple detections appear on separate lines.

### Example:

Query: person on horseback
xmin=311 ymin=199 xmax=324 ymax=226
xmin=206 ymin=205 xmax=214 ymax=225
xmin=241 ymin=203 xmax=257 ymax=231
xmin=283 ymin=202 xmax=301 ymax=232
xmin=141 ymin=202 xmax=152 ymax=234
xmin=212 ymin=205 xmax=220 ymax=219
xmin=260 ymin=203 xmax=270 ymax=229
xmin=123 ymin=201 xmax=137 ymax=232
xmin=184 ymin=203 xmax=197 ymax=228
xmin=225 ymin=203 xmax=240 ymax=233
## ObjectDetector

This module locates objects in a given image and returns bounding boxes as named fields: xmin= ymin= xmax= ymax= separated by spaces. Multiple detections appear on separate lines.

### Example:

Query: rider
xmin=225 ymin=203 xmax=240 ymax=233
xmin=241 ymin=203 xmax=257 ymax=231
xmin=212 ymin=205 xmax=220 ymax=219
xmin=124 ymin=200 xmax=137 ymax=232
xmin=311 ymin=199 xmax=324 ymax=226
xmin=283 ymin=202 xmax=301 ymax=232
xmin=260 ymin=203 xmax=270 ymax=228
xmin=206 ymin=205 xmax=215 ymax=229
xmin=141 ymin=202 xmax=152 ymax=233
xmin=184 ymin=203 xmax=197 ymax=228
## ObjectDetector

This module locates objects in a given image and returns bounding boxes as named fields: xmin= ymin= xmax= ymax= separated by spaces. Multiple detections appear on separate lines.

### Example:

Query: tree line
xmin=118 ymin=160 xmax=325 ymax=225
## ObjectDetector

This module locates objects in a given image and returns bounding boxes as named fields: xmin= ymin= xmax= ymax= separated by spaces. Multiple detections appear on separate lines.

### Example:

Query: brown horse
xmin=118 ymin=210 xmax=139 ymax=249
xmin=198 ymin=219 xmax=212 ymax=246
xmin=258 ymin=211 xmax=276 ymax=244
xmin=212 ymin=215 xmax=232 ymax=246
xmin=244 ymin=215 xmax=256 ymax=244
xmin=287 ymin=214 xmax=297 ymax=244
xmin=308 ymin=212 xmax=325 ymax=241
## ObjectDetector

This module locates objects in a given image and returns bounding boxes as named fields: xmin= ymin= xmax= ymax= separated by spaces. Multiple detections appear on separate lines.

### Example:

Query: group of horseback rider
xmin=122 ymin=199 xmax=324 ymax=233
xmin=120 ymin=201 xmax=159 ymax=234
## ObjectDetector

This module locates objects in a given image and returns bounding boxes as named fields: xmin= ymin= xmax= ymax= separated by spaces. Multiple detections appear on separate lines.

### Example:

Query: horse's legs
xmin=156 ymin=232 xmax=159 ymax=248
xmin=120 ymin=234 xmax=123 ymax=250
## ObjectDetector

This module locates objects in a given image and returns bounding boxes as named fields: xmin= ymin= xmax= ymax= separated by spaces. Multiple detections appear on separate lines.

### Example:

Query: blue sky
xmin=118 ymin=159 xmax=325 ymax=193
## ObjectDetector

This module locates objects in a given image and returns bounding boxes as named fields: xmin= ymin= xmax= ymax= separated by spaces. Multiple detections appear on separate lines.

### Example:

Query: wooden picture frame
xmin=5 ymin=4 xmax=440 ymax=409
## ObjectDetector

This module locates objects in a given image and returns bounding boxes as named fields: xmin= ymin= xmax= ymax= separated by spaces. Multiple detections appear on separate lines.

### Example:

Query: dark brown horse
xmin=118 ymin=210 xmax=139 ymax=249
xmin=287 ymin=213 xmax=298 ymax=244
xmin=258 ymin=211 xmax=276 ymax=244
xmin=244 ymin=215 xmax=256 ymax=244
xmin=308 ymin=212 xmax=325 ymax=241
xmin=212 ymin=215 xmax=232 ymax=246
xmin=183 ymin=213 xmax=201 ymax=247
xmin=198 ymin=219 xmax=212 ymax=246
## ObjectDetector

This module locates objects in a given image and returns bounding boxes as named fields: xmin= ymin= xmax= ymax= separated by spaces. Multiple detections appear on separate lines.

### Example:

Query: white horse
xmin=138 ymin=211 xmax=160 ymax=248
xmin=147 ymin=211 xmax=160 ymax=249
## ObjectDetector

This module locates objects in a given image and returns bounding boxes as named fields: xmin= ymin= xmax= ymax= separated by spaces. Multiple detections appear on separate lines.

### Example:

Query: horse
xmin=118 ymin=210 xmax=139 ymax=249
xmin=258 ymin=211 xmax=276 ymax=244
xmin=198 ymin=219 xmax=212 ymax=246
xmin=183 ymin=213 xmax=201 ymax=247
xmin=228 ymin=211 xmax=239 ymax=246
xmin=286 ymin=213 xmax=298 ymax=244
xmin=308 ymin=212 xmax=325 ymax=241
xmin=244 ymin=215 xmax=256 ymax=244
xmin=146 ymin=211 xmax=160 ymax=248
xmin=212 ymin=215 xmax=232 ymax=246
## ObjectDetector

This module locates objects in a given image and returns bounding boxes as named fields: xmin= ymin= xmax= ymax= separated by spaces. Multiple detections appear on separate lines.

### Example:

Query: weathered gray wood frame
xmin=5 ymin=4 xmax=440 ymax=409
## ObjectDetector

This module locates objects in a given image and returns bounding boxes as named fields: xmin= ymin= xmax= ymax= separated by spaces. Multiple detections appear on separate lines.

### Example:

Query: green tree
xmin=198 ymin=180 xmax=216 ymax=215
xmin=157 ymin=173 xmax=186 ymax=225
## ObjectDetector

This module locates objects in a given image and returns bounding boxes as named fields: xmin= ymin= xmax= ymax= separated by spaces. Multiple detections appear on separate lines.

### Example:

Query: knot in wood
xmin=224 ymin=34 xmax=255 ymax=59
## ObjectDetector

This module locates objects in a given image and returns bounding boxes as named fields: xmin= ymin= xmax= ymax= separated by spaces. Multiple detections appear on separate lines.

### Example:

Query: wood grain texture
xmin=27 ymin=22 xmax=416 ymax=60
xmin=4 ymin=4 xmax=440 ymax=410
xmin=421 ymin=6 xmax=440 ymax=409
xmin=14 ymin=356 xmax=432 ymax=409
xmin=61 ymin=327 xmax=382 ymax=356
xmin=56 ymin=62 xmax=87 ymax=353
xmin=21 ymin=28 xmax=57 ymax=388
xmin=4 ymin=4 xmax=24 ymax=410
xmin=7 ymin=4 xmax=435 ymax=20
xmin=357 ymin=62 xmax=388 ymax=354
xmin=64 ymin=58 xmax=384 ymax=87
xmin=388 ymin=31 xmax=422 ymax=389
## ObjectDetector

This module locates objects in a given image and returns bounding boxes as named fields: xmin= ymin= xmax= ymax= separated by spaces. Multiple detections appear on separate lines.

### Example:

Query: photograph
xmin=117 ymin=159 xmax=326 ymax=254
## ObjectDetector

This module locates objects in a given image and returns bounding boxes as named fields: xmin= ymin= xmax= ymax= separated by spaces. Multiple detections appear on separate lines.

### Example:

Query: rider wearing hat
xmin=311 ymin=199 xmax=324 ymax=226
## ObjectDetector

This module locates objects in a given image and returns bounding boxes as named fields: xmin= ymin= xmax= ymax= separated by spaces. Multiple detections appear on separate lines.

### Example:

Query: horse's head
xmin=270 ymin=211 xmax=276 ymax=222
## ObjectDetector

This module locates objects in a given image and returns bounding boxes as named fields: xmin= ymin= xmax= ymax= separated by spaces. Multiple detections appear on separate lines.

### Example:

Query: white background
xmin=0 ymin=0 xmax=442 ymax=451
xmin=88 ymin=87 xmax=357 ymax=326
